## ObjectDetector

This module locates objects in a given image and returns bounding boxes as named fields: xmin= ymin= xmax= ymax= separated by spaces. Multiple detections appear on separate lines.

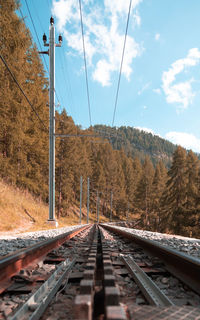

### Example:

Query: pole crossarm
xmin=55 ymin=134 xmax=103 ymax=138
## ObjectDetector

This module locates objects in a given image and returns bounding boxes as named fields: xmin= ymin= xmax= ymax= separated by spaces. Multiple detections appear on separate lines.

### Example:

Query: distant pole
xmin=110 ymin=191 xmax=113 ymax=222
xmin=80 ymin=176 xmax=83 ymax=224
xmin=127 ymin=201 xmax=129 ymax=222
xmin=96 ymin=190 xmax=98 ymax=222
xmin=87 ymin=177 xmax=90 ymax=224
xmin=41 ymin=17 xmax=62 ymax=225
xmin=97 ymin=190 xmax=99 ymax=223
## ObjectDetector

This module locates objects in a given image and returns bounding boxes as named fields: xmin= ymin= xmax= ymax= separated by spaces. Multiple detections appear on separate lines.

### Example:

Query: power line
xmin=58 ymin=49 xmax=77 ymax=119
xmin=112 ymin=0 xmax=132 ymax=127
xmin=24 ymin=0 xmax=61 ymax=106
xmin=0 ymin=54 xmax=48 ymax=132
xmin=27 ymin=0 xmax=76 ymax=125
xmin=78 ymin=0 xmax=92 ymax=127
xmin=30 ymin=0 xmax=45 ymax=34
xmin=46 ymin=0 xmax=51 ymax=11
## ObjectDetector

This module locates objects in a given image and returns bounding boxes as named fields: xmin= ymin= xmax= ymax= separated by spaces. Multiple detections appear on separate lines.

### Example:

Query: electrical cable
xmin=58 ymin=49 xmax=77 ymax=119
xmin=24 ymin=0 xmax=61 ymax=106
xmin=46 ymin=0 xmax=51 ymax=11
xmin=30 ymin=0 xmax=75 ymax=116
xmin=0 ymin=54 xmax=48 ymax=132
xmin=112 ymin=0 xmax=132 ymax=127
xmin=30 ymin=0 xmax=45 ymax=34
xmin=78 ymin=0 xmax=92 ymax=127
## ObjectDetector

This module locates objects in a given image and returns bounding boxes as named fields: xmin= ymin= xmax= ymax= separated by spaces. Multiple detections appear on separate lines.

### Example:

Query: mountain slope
xmin=93 ymin=125 xmax=177 ymax=167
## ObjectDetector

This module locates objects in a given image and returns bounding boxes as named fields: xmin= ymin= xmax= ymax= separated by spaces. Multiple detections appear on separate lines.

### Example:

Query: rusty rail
xmin=101 ymin=224 xmax=200 ymax=295
xmin=0 ymin=225 xmax=90 ymax=293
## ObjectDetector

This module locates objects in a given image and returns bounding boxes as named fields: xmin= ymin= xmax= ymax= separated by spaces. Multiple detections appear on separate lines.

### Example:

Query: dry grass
xmin=0 ymin=180 xmax=122 ymax=233
xmin=0 ymin=180 xmax=49 ymax=232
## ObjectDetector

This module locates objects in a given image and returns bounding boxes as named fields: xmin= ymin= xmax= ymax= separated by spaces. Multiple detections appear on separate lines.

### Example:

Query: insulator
xmin=58 ymin=35 xmax=63 ymax=43
xmin=50 ymin=16 xmax=54 ymax=25
xmin=43 ymin=33 xmax=47 ymax=44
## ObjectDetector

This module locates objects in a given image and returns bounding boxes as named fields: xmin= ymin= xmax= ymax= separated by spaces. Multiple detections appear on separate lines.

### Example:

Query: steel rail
xmin=101 ymin=224 xmax=200 ymax=295
xmin=9 ymin=258 xmax=76 ymax=320
xmin=121 ymin=254 xmax=173 ymax=306
xmin=0 ymin=225 xmax=90 ymax=293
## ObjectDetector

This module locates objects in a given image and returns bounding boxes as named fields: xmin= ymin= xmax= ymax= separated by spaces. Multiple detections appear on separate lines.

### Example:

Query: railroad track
xmin=0 ymin=224 xmax=199 ymax=319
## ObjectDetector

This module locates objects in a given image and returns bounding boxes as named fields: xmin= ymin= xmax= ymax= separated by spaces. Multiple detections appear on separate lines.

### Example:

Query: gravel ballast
xmin=0 ymin=224 xmax=200 ymax=258
xmin=0 ymin=225 xmax=85 ymax=256
xmin=103 ymin=224 xmax=200 ymax=259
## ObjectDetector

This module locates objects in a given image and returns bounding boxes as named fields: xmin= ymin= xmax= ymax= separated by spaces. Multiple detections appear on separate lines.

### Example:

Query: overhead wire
xmin=21 ymin=0 xmax=125 ymax=143
xmin=0 ymin=54 xmax=48 ymax=132
xmin=29 ymin=0 xmax=77 ymax=118
xmin=46 ymin=0 xmax=51 ymax=11
xmin=112 ymin=0 xmax=132 ymax=127
xmin=78 ymin=0 xmax=92 ymax=127
xmin=30 ymin=0 xmax=45 ymax=33
xmin=57 ymin=49 xmax=77 ymax=120
xmin=24 ymin=0 xmax=61 ymax=107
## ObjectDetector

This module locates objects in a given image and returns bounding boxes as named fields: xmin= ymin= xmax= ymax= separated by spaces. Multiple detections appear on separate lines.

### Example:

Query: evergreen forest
xmin=0 ymin=0 xmax=199 ymax=237
xmin=93 ymin=125 xmax=177 ymax=167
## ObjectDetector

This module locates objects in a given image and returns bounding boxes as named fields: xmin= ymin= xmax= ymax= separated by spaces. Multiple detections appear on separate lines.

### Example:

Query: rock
xmin=161 ymin=277 xmax=169 ymax=284
xmin=136 ymin=297 xmax=146 ymax=305
xmin=169 ymin=277 xmax=179 ymax=287
xmin=124 ymin=277 xmax=130 ymax=282
xmin=3 ymin=306 xmax=13 ymax=317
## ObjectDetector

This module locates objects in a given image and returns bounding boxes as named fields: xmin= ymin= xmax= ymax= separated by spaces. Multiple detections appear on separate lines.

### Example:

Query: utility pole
xmin=97 ymin=190 xmax=100 ymax=223
xmin=87 ymin=177 xmax=90 ymax=224
xmin=80 ymin=176 xmax=83 ymax=224
xmin=126 ymin=201 xmax=129 ymax=222
xmin=41 ymin=17 xmax=62 ymax=226
xmin=110 ymin=191 xmax=113 ymax=222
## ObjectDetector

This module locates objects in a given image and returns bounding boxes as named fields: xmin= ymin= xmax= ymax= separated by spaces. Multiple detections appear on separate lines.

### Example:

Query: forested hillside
xmin=94 ymin=125 xmax=177 ymax=167
xmin=0 ymin=0 xmax=200 ymax=237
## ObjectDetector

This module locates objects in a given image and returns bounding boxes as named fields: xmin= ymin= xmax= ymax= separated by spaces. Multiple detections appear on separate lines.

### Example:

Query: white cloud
xmin=93 ymin=59 xmax=113 ymax=86
xmin=52 ymin=0 xmax=79 ymax=31
xmin=104 ymin=0 xmax=142 ymax=15
xmin=162 ymin=48 xmax=200 ymax=109
xmin=136 ymin=126 xmax=156 ymax=135
xmin=166 ymin=131 xmax=200 ymax=153
xmin=52 ymin=0 xmax=143 ymax=86
xmin=133 ymin=9 xmax=141 ymax=27
xmin=153 ymin=88 xmax=161 ymax=95
xmin=155 ymin=33 xmax=160 ymax=41
xmin=138 ymin=82 xmax=151 ymax=95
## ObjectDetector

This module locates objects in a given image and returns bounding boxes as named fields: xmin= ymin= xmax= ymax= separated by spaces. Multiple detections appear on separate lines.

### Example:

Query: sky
xmin=19 ymin=0 xmax=200 ymax=153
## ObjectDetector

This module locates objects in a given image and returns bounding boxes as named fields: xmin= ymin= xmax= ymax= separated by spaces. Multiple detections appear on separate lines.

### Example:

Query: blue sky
xmin=19 ymin=0 xmax=200 ymax=152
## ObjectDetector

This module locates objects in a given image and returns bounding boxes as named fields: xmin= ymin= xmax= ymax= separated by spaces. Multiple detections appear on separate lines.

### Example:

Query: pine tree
xmin=114 ymin=150 xmax=127 ymax=217
xmin=186 ymin=150 xmax=199 ymax=208
xmin=184 ymin=150 xmax=200 ymax=236
xmin=134 ymin=156 xmax=155 ymax=227
xmin=132 ymin=157 xmax=142 ymax=211
xmin=55 ymin=111 xmax=78 ymax=217
xmin=120 ymin=154 xmax=135 ymax=216
xmin=0 ymin=0 xmax=32 ymax=181
xmin=151 ymin=161 xmax=167 ymax=230
xmin=160 ymin=146 xmax=187 ymax=234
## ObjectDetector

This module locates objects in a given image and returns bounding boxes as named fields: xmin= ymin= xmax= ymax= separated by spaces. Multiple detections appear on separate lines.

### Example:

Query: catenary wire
xmin=112 ymin=0 xmax=132 ymax=127
xmin=24 ymin=0 xmax=61 ymax=107
xmin=78 ymin=0 xmax=92 ymax=127
xmin=30 ymin=0 xmax=46 ymax=33
xmin=58 ymin=49 xmax=78 ymax=120
xmin=29 ymin=0 xmax=75 ymax=115
xmin=0 ymin=54 xmax=48 ymax=132
xmin=46 ymin=0 xmax=51 ymax=11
